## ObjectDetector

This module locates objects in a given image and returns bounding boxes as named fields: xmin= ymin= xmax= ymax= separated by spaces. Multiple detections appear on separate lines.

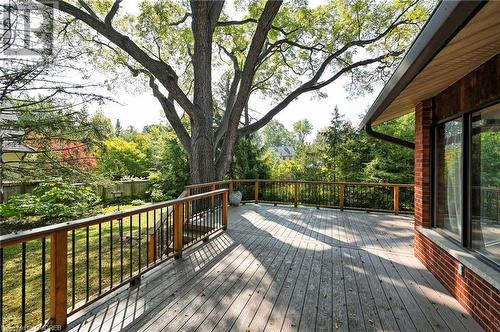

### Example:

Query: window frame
xmin=431 ymin=102 xmax=500 ymax=270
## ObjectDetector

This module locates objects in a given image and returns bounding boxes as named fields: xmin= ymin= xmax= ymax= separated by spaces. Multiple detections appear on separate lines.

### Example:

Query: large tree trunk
xmin=188 ymin=1 xmax=220 ymax=184
xmin=188 ymin=120 xmax=218 ymax=184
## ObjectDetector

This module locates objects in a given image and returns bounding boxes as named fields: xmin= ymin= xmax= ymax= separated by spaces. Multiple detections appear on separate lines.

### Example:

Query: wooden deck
xmin=67 ymin=205 xmax=482 ymax=332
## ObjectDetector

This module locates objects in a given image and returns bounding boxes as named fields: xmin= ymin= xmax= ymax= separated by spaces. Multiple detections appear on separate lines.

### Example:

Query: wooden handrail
xmin=0 ymin=188 xmax=229 ymax=329
xmin=0 ymin=189 xmax=228 ymax=248
xmin=187 ymin=179 xmax=415 ymax=215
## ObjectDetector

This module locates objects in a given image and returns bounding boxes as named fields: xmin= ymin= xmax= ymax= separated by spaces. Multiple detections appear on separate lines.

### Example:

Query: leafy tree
xmin=261 ymin=120 xmax=296 ymax=148
xmin=228 ymin=136 xmax=270 ymax=179
xmin=293 ymin=119 xmax=313 ymax=145
xmin=363 ymin=114 xmax=415 ymax=183
xmin=95 ymin=137 xmax=148 ymax=179
xmin=37 ymin=0 xmax=431 ymax=182
xmin=322 ymin=110 xmax=414 ymax=183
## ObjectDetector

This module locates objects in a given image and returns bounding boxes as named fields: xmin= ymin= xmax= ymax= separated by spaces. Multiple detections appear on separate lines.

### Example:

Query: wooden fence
xmin=2 ymin=180 xmax=150 ymax=201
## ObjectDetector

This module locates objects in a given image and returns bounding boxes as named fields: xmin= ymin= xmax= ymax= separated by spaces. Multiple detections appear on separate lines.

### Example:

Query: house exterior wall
xmin=414 ymin=54 xmax=500 ymax=332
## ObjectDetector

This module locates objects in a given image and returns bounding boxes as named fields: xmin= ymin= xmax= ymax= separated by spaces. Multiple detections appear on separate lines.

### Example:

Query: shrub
xmin=131 ymin=199 xmax=145 ymax=206
xmin=0 ymin=178 xmax=101 ymax=221
xmin=150 ymin=188 xmax=168 ymax=202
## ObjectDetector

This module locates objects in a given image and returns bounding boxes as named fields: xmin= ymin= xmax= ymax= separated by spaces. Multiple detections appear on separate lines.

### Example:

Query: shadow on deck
xmin=67 ymin=205 xmax=482 ymax=332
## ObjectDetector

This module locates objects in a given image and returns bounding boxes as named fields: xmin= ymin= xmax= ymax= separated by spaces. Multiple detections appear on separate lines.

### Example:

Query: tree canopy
xmin=37 ymin=0 xmax=432 ymax=182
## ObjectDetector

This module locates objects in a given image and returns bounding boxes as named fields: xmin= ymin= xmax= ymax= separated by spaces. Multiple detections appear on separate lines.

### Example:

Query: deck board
xmin=67 ymin=205 xmax=483 ymax=332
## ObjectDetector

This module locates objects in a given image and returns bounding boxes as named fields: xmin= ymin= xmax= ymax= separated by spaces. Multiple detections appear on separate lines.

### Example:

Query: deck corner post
xmin=394 ymin=185 xmax=400 ymax=215
xmin=50 ymin=230 xmax=68 ymax=329
xmin=339 ymin=183 xmax=345 ymax=210
xmin=148 ymin=233 xmax=156 ymax=263
xmin=174 ymin=203 xmax=184 ymax=259
xmin=222 ymin=191 xmax=228 ymax=230
xmin=255 ymin=181 xmax=259 ymax=204
xmin=294 ymin=182 xmax=298 ymax=208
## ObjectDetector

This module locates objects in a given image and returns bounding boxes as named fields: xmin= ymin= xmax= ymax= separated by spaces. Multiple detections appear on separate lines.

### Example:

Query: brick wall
xmin=414 ymin=97 xmax=500 ymax=332
xmin=415 ymin=231 xmax=500 ymax=332
xmin=414 ymin=100 xmax=433 ymax=228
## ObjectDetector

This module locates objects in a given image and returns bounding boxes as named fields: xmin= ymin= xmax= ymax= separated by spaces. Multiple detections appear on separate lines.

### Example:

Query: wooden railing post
xmin=255 ymin=181 xmax=259 ymax=204
xmin=174 ymin=203 xmax=184 ymax=259
xmin=294 ymin=182 xmax=298 ymax=208
xmin=229 ymin=180 xmax=233 ymax=194
xmin=50 ymin=230 xmax=68 ymax=329
xmin=148 ymin=233 xmax=156 ymax=263
xmin=394 ymin=186 xmax=400 ymax=215
xmin=223 ymin=191 xmax=228 ymax=230
xmin=339 ymin=184 xmax=345 ymax=210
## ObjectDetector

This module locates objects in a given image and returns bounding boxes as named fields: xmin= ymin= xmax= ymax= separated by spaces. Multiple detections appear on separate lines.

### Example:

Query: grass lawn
xmin=1 ymin=203 xmax=170 ymax=330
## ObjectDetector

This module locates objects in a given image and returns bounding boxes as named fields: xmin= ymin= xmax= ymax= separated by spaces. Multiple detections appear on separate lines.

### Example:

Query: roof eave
xmin=359 ymin=0 xmax=486 ymax=129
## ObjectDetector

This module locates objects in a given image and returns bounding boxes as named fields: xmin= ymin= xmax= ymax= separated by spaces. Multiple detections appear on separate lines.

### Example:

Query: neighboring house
xmin=1 ymin=102 xmax=35 ymax=162
xmin=361 ymin=2 xmax=500 ymax=331
xmin=269 ymin=146 xmax=295 ymax=161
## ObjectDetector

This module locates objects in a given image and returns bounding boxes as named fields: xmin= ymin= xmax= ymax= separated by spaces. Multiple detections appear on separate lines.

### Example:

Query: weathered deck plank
xmin=66 ymin=205 xmax=483 ymax=332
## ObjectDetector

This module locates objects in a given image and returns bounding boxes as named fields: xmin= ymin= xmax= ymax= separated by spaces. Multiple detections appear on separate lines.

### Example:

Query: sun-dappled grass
xmin=1 ymin=203 xmax=167 ymax=330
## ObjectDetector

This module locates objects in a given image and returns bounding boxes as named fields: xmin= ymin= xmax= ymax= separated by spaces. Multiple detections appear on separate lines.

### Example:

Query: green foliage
xmin=96 ymin=137 xmax=149 ymax=180
xmin=150 ymin=188 xmax=168 ymax=202
xmin=264 ymin=110 xmax=415 ymax=184
xmin=229 ymin=136 xmax=270 ymax=179
xmin=322 ymin=109 xmax=415 ymax=183
xmin=131 ymin=199 xmax=146 ymax=206
xmin=0 ymin=179 xmax=101 ymax=221
xmin=261 ymin=120 xmax=297 ymax=148
xmin=293 ymin=119 xmax=313 ymax=145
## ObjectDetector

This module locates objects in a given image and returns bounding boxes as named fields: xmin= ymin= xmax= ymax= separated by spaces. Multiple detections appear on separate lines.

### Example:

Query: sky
xmin=101 ymin=76 xmax=380 ymax=136
xmin=95 ymin=0 xmax=382 ymax=139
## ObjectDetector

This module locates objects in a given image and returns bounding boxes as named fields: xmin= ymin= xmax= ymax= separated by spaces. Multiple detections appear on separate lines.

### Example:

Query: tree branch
xmin=36 ymin=0 xmax=195 ymax=117
xmin=215 ymin=0 xmax=282 ymax=175
xmin=104 ymin=0 xmax=122 ymax=28
xmin=239 ymin=51 xmax=402 ymax=136
xmin=148 ymin=77 xmax=191 ymax=152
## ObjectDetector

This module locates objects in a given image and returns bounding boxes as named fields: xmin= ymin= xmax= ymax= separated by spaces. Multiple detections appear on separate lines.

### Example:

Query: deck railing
xmin=185 ymin=179 xmax=415 ymax=214
xmin=0 ymin=189 xmax=228 ymax=331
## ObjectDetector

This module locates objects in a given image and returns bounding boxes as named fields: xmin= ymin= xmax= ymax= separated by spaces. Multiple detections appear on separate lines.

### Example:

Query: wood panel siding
xmin=373 ymin=2 xmax=500 ymax=124
xmin=434 ymin=54 xmax=500 ymax=122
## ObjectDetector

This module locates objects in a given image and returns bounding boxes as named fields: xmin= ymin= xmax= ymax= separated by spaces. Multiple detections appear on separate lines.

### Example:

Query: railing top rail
xmin=0 ymin=188 xmax=228 ymax=248
xmin=184 ymin=180 xmax=231 ymax=190
xmin=227 ymin=179 xmax=415 ymax=187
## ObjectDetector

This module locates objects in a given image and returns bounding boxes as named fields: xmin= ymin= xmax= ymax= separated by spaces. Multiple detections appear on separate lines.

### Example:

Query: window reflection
xmin=435 ymin=119 xmax=463 ymax=239
xmin=471 ymin=108 xmax=500 ymax=264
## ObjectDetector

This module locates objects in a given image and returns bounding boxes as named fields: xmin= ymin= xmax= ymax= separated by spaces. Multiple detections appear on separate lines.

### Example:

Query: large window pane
xmin=435 ymin=119 xmax=463 ymax=239
xmin=471 ymin=107 xmax=500 ymax=264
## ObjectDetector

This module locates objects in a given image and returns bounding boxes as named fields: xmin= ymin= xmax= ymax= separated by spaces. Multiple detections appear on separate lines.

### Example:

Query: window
xmin=470 ymin=107 xmax=500 ymax=264
xmin=434 ymin=105 xmax=500 ymax=267
xmin=435 ymin=119 xmax=463 ymax=240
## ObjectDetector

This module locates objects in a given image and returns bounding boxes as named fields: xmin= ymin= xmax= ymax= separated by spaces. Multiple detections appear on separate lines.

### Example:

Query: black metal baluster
xmin=129 ymin=216 xmax=133 ymax=277
xmin=86 ymin=226 xmax=90 ymax=301
xmin=41 ymin=238 xmax=46 ymax=325
xmin=160 ymin=208 xmax=164 ymax=258
xmin=0 ymin=247 xmax=3 ymax=329
xmin=120 ymin=218 xmax=123 ymax=282
xmin=138 ymin=213 xmax=141 ymax=272
xmin=98 ymin=223 xmax=102 ymax=294
xmin=21 ymin=242 xmax=26 ymax=329
xmin=146 ymin=211 xmax=149 ymax=267
xmin=110 ymin=220 xmax=113 ymax=288
xmin=72 ymin=230 xmax=75 ymax=308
